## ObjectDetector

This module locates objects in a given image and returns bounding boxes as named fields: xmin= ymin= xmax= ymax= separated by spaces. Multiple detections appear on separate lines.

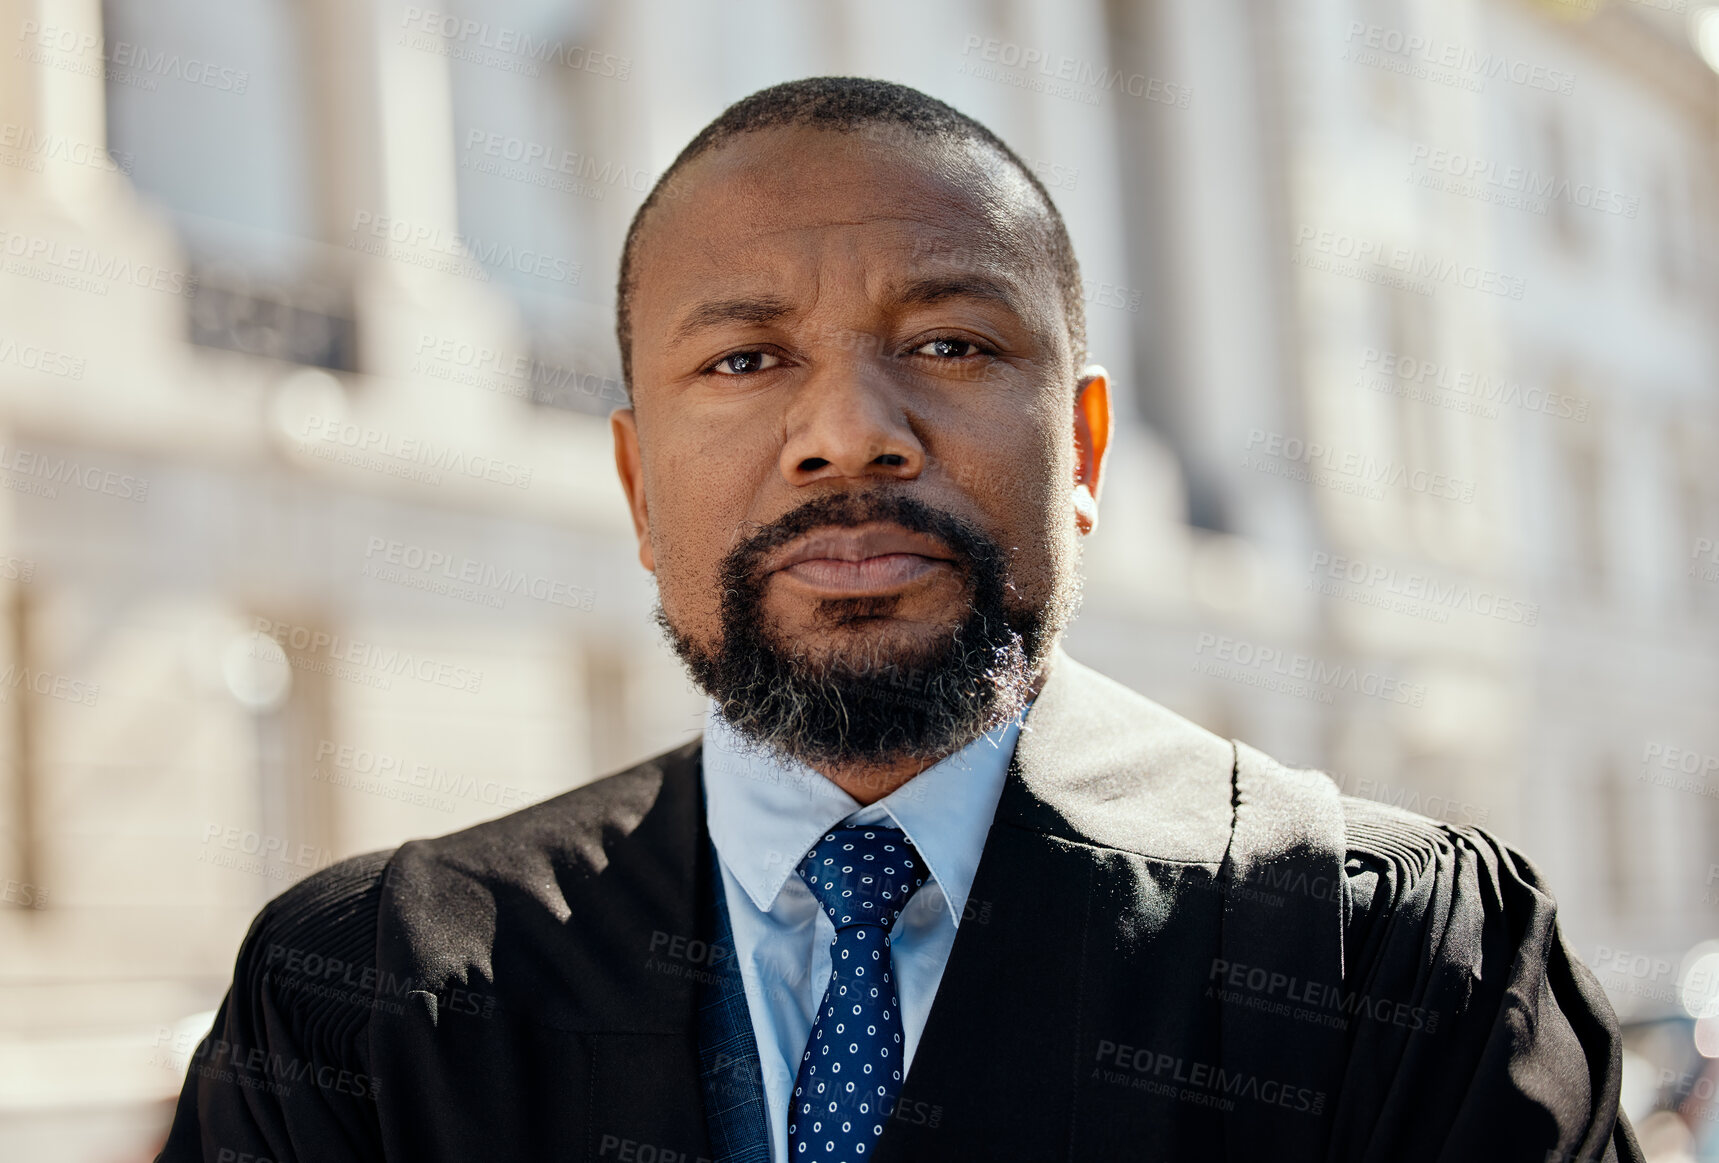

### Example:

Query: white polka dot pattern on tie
xmin=786 ymin=826 xmax=930 ymax=1163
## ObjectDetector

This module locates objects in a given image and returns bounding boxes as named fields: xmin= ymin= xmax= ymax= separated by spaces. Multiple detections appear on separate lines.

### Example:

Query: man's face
xmin=613 ymin=125 xmax=1108 ymax=765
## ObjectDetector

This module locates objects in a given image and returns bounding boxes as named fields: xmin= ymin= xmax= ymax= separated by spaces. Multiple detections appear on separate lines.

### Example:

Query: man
xmin=160 ymin=77 xmax=1640 ymax=1163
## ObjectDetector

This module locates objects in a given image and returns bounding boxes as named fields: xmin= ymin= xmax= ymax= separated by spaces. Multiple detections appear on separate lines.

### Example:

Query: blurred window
xmin=1555 ymin=384 xmax=1607 ymax=601
xmin=1671 ymin=418 xmax=1719 ymax=616
xmin=1599 ymin=760 xmax=1635 ymax=919
xmin=1540 ymin=112 xmax=1587 ymax=256
xmin=441 ymin=0 xmax=628 ymax=415
xmin=101 ymin=0 xmax=355 ymax=368
xmin=1650 ymin=162 xmax=1695 ymax=299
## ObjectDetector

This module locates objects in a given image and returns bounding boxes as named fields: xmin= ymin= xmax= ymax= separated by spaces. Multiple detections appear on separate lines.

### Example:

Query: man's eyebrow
xmin=669 ymin=296 xmax=792 ymax=342
xmin=892 ymin=274 xmax=1023 ymax=314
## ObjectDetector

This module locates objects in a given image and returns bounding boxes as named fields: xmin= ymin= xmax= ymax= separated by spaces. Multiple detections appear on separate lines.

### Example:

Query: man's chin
xmin=658 ymin=598 xmax=1037 ymax=770
xmin=760 ymin=613 xmax=965 ymax=676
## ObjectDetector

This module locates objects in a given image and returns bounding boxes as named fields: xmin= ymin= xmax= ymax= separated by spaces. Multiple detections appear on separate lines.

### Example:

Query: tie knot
xmin=795 ymin=825 xmax=928 ymax=932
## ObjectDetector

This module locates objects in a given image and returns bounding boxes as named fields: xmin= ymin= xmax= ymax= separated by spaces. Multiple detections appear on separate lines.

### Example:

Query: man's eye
xmin=913 ymin=337 xmax=984 ymax=359
xmin=709 ymin=350 xmax=780 ymax=376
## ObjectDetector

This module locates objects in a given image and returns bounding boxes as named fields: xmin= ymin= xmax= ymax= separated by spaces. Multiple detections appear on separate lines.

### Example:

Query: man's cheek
xmin=649 ymin=534 xmax=729 ymax=641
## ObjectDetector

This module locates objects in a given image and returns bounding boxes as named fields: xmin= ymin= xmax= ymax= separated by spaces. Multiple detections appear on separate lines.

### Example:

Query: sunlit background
xmin=0 ymin=0 xmax=1715 ymax=1158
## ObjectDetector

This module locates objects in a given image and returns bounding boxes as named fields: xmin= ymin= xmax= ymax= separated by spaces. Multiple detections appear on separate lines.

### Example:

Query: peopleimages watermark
xmin=1406 ymin=144 xmax=1639 ymax=219
xmin=1692 ymin=538 xmax=1719 ymax=585
xmin=1031 ymin=157 xmax=1080 ymax=193
xmin=346 ymin=211 xmax=580 ymax=289
xmin=0 ymin=121 xmax=133 ymax=175
xmin=314 ymin=740 xmax=541 ymax=816
xmin=261 ymin=941 xmax=498 ymax=1023
xmin=197 ymin=822 xmax=339 ymax=885
xmin=296 ymin=414 xmax=533 ymax=490
xmin=410 ymin=332 xmax=629 ymax=409
xmin=1638 ymin=741 xmax=1719 ymax=803
xmin=1193 ymin=633 xmax=1427 ymax=708
xmin=1328 ymin=770 xmax=1491 ymax=827
xmin=361 ymin=536 xmax=595 ymax=612
xmin=460 ymin=128 xmax=654 ymax=204
xmin=1307 ymin=551 xmax=1539 ymax=628
xmin=1655 ymin=1069 xmax=1719 ymax=1127
xmin=1703 ymin=862 xmax=1719 ymax=909
xmin=1341 ymin=22 xmax=1574 ymax=95
xmin=1243 ymin=428 xmax=1476 ymax=505
xmin=1589 ymin=946 xmax=1674 ymax=986
xmin=1085 ymin=278 xmax=1144 ymax=315
xmin=0 ymin=336 xmax=86 ymax=382
xmin=0 ymin=663 xmax=100 ymax=707
xmin=249 ymin=618 xmax=485 ymax=695
xmin=0 ymin=443 xmax=150 ymax=502
xmin=156 ymin=1027 xmax=380 ymax=1104
xmin=1357 ymin=348 xmax=1589 ymax=423
xmin=1092 ymin=1039 xmax=1324 ymax=1115
xmin=646 ymin=929 xmax=735 ymax=989
xmin=345 ymin=212 xmax=485 ymax=282
xmin=2 ymin=877 xmax=48 ymax=908
xmin=397 ymin=7 xmax=631 ymax=81
xmin=1587 ymin=944 xmax=1680 ymax=1008
xmin=16 ymin=19 xmax=251 ymax=95
xmin=644 ymin=925 xmax=821 ymax=1026
xmin=0 ymin=227 xmax=197 ymax=298
xmin=958 ymin=34 xmax=1191 ymax=110
xmin=596 ymin=1134 xmax=712 ymax=1163
xmin=1292 ymin=225 xmax=1526 ymax=301
xmin=1206 ymin=957 xmax=1440 ymax=1035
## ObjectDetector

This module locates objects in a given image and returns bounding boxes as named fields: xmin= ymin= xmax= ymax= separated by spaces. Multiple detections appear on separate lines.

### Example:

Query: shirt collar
xmin=702 ymin=704 xmax=1022 ymax=931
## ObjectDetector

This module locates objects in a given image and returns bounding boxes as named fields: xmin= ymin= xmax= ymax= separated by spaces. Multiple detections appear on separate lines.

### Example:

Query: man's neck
xmin=817 ymin=755 xmax=939 ymax=806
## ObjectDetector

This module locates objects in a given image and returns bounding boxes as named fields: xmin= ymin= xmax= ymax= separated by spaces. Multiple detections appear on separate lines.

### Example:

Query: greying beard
xmin=658 ymin=491 xmax=1067 ymax=771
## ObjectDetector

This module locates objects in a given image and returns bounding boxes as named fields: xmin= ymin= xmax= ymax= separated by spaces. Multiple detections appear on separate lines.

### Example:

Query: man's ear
xmin=1072 ymin=365 xmax=1112 ymax=535
xmin=610 ymin=407 xmax=656 ymax=572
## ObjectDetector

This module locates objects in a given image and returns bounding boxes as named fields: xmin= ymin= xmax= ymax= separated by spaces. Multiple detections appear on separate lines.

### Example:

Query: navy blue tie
xmin=788 ymin=825 xmax=930 ymax=1162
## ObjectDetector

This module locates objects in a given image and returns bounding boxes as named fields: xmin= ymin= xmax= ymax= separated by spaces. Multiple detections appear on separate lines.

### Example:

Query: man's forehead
xmin=673 ymin=124 xmax=1041 ymax=232
xmin=632 ymin=126 xmax=1055 ymax=319
xmin=665 ymin=233 xmax=1029 ymax=302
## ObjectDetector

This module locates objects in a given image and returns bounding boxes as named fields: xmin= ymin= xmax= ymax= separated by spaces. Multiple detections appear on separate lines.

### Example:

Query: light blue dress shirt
xmin=701 ymin=704 xmax=1023 ymax=1163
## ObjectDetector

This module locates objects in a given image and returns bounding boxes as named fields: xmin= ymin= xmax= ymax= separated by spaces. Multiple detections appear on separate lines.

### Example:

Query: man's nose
xmin=778 ymin=363 xmax=925 ymax=485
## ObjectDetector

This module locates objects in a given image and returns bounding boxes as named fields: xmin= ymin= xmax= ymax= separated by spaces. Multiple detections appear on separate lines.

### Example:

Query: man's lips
xmin=766 ymin=523 xmax=958 ymax=597
xmin=782 ymin=553 xmax=946 ymax=592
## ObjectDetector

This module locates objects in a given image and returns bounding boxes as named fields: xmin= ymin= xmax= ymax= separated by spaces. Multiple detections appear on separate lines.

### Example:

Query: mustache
xmin=721 ymin=489 xmax=1007 ymax=608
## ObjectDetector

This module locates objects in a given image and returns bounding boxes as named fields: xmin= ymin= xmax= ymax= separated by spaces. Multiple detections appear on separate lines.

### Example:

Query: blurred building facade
xmin=0 ymin=0 xmax=1713 ymax=1157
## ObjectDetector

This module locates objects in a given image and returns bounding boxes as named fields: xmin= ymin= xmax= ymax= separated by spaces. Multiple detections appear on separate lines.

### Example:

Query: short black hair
xmin=614 ymin=76 xmax=1085 ymax=395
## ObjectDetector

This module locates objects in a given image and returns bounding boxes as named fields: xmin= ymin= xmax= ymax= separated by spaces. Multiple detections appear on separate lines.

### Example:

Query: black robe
xmin=156 ymin=652 xmax=1641 ymax=1162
